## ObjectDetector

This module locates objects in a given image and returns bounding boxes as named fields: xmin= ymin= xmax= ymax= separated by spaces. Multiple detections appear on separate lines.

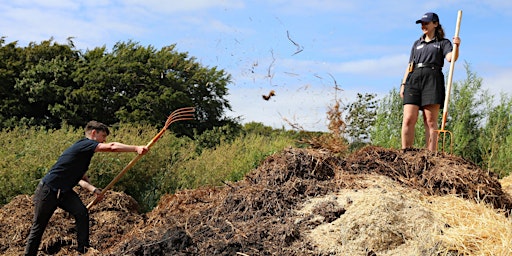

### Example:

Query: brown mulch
xmin=342 ymin=146 xmax=512 ymax=210
xmin=1 ymin=146 xmax=511 ymax=255
xmin=0 ymin=190 xmax=142 ymax=256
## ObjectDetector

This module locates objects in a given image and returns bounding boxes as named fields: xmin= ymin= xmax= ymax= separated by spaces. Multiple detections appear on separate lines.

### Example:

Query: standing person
xmin=400 ymin=12 xmax=461 ymax=151
xmin=25 ymin=121 xmax=149 ymax=255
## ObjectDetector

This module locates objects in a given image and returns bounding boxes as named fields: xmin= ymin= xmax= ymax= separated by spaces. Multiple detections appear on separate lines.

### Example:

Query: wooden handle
xmin=86 ymin=127 xmax=171 ymax=209
xmin=86 ymin=107 xmax=195 ymax=209
xmin=440 ymin=10 xmax=462 ymax=131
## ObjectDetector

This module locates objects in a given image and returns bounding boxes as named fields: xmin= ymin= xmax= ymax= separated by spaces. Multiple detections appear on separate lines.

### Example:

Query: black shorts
xmin=403 ymin=67 xmax=445 ymax=109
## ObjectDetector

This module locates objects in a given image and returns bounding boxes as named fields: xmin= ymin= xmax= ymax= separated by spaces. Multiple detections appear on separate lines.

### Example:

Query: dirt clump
xmin=1 ymin=146 xmax=511 ymax=255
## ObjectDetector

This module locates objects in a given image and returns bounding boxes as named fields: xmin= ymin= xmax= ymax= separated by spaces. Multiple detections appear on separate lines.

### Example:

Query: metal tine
xmin=165 ymin=107 xmax=195 ymax=127
xmin=436 ymin=130 xmax=453 ymax=154
xmin=168 ymin=107 xmax=195 ymax=119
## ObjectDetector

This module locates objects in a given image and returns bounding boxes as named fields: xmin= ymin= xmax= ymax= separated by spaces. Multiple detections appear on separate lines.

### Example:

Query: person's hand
xmin=93 ymin=188 xmax=104 ymax=201
xmin=400 ymin=84 xmax=405 ymax=99
xmin=136 ymin=146 xmax=149 ymax=155
xmin=453 ymin=37 xmax=461 ymax=46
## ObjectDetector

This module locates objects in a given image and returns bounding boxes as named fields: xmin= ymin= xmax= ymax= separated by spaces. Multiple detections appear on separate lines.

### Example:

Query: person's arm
xmin=400 ymin=62 xmax=413 ymax=99
xmin=79 ymin=176 xmax=102 ymax=196
xmin=95 ymin=142 xmax=149 ymax=154
xmin=446 ymin=37 xmax=461 ymax=62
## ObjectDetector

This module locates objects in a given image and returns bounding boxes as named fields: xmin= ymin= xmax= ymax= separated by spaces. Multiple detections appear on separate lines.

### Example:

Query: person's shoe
xmin=76 ymin=246 xmax=88 ymax=254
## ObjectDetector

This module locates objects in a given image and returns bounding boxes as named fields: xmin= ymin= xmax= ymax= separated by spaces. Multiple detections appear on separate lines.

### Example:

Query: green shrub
xmin=0 ymin=122 xmax=298 ymax=212
xmin=162 ymin=132 xmax=295 ymax=192
xmin=0 ymin=124 xmax=80 ymax=205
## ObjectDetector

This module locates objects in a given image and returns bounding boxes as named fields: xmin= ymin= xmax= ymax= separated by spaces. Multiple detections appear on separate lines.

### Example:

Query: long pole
xmin=440 ymin=10 xmax=462 ymax=131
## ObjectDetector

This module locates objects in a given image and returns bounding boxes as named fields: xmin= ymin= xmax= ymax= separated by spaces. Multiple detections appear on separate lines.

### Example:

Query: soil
xmin=1 ymin=146 xmax=511 ymax=255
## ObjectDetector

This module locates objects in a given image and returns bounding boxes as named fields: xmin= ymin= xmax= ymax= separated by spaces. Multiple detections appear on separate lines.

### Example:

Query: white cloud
xmin=481 ymin=69 xmax=512 ymax=96
xmin=121 ymin=0 xmax=245 ymax=13
xmin=226 ymin=81 xmax=363 ymax=132
xmin=10 ymin=0 xmax=79 ymax=10
xmin=275 ymin=54 xmax=408 ymax=79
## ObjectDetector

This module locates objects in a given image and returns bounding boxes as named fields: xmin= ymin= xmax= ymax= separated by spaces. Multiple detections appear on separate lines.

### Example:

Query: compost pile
xmin=1 ymin=146 xmax=511 ymax=255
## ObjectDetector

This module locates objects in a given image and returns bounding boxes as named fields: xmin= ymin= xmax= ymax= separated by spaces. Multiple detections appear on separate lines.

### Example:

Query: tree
xmin=71 ymin=41 xmax=233 ymax=136
xmin=0 ymin=38 xmax=235 ymax=136
xmin=370 ymin=88 xmax=404 ymax=149
xmin=346 ymin=93 xmax=377 ymax=146
xmin=478 ymin=93 xmax=512 ymax=176
xmin=0 ymin=38 xmax=24 ymax=127
xmin=447 ymin=63 xmax=487 ymax=163
xmin=0 ymin=38 xmax=79 ymax=128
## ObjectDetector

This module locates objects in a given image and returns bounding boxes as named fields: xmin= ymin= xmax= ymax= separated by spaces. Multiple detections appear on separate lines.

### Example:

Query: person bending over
xmin=25 ymin=121 xmax=149 ymax=255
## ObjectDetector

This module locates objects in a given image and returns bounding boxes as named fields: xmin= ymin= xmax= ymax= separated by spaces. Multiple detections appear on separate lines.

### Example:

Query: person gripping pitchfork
xmin=400 ymin=12 xmax=461 ymax=151
xmin=24 ymin=121 xmax=149 ymax=255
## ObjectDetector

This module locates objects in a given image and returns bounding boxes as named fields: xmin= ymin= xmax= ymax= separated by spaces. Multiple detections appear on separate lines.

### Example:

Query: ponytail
xmin=435 ymin=23 xmax=446 ymax=39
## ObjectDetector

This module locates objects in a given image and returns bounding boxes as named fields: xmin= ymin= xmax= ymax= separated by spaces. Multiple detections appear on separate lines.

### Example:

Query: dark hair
xmin=435 ymin=23 xmax=446 ymax=39
xmin=85 ymin=120 xmax=110 ymax=135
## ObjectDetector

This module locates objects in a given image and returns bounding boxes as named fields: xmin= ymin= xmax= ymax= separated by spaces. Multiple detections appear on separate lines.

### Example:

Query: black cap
xmin=416 ymin=12 xmax=439 ymax=24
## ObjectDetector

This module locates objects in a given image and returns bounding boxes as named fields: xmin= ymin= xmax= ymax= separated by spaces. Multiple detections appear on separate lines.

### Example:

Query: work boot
xmin=76 ymin=246 xmax=88 ymax=254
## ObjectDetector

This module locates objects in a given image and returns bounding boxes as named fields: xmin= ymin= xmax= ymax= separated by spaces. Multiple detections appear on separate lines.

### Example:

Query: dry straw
xmin=427 ymin=193 xmax=512 ymax=256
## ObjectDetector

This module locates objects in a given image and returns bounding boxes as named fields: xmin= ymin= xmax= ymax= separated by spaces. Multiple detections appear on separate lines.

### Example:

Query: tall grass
xmin=164 ymin=133 xmax=295 ymax=191
xmin=0 ymin=123 xmax=298 ymax=212
xmin=0 ymin=125 xmax=80 ymax=205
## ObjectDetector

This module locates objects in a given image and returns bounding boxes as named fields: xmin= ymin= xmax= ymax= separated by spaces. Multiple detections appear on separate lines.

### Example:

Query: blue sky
xmin=2 ymin=0 xmax=511 ymax=131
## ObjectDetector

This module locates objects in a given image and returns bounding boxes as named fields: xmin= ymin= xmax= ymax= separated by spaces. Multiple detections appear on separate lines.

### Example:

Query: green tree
xmin=0 ymin=38 xmax=24 ymax=127
xmin=71 ymin=41 xmax=233 ymax=135
xmin=478 ymin=93 xmax=512 ymax=176
xmin=447 ymin=63 xmax=487 ymax=163
xmin=370 ymin=88 xmax=404 ymax=149
xmin=346 ymin=93 xmax=377 ymax=148
xmin=0 ymin=38 xmax=79 ymax=128
xmin=0 ymin=38 xmax=235 ymax=135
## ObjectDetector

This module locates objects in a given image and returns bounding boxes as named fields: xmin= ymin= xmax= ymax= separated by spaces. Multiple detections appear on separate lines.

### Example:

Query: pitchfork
xmin=436 ymin=10 xmax=462 ymax=153
xmin=86 ymin=107 xmax=195 ymax=209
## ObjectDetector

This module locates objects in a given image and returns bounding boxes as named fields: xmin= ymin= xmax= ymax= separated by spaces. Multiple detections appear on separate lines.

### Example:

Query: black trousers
xmin=24 ymin=182 xmax=89 ymax=256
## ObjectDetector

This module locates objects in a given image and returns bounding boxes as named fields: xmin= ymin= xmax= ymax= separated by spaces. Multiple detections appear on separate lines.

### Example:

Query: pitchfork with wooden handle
xmin=86 ymin=107 xmax=195 ymax=209
xmin=436 ymin=10 xmax=462 ymax=153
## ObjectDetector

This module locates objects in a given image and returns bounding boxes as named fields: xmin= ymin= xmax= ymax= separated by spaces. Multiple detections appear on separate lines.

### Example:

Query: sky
xmin=2 ymin=0 xmax=512 ymax=131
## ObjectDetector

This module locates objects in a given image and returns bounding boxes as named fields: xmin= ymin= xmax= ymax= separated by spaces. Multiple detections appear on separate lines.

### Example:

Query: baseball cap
xmin=415 ymin=12 xmax=439 ymax=24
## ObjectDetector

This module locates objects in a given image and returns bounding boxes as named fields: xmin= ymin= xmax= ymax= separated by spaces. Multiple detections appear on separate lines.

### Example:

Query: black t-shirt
xmin=408 ymin=35 xmax=453 ymax=68
xmin=42 ymin=138 xmax=99 ymax=192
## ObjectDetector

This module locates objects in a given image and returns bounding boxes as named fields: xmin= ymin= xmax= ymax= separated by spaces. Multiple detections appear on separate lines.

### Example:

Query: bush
xmin=0 ymin=122 xmax=298 ymax=212
xmin=0 ymin=124 xmax=80 ymax=205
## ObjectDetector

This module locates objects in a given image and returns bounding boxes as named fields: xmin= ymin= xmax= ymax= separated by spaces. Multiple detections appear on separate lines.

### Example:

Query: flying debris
xmin=287 ymin=30 xmax=304 ymax=55
xmin=262 ymin=90 xmax=276 ymax=101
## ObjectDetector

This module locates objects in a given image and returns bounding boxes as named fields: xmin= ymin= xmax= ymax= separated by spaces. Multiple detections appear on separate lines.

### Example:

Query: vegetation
xmin=1 ymin=37 xmax=510 ymax=214
xmin=345 ymin=92 xmax=377 ymax=150
xmin=0 ymin=37 xmax=234 ymax=136
xmin=0 ymin=122 xmax=298 ymax=211
xmin=371 ymin=63 xmax=512 ymax=177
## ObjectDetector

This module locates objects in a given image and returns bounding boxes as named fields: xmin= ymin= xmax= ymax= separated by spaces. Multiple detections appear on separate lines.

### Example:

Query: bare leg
xmin=422 ymin=104 xmax=440 ymax=151
xmin=422 ymin=112 xmax=430 ymax=147
xmin=401 ymin=104 xmax=420 ymax=149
